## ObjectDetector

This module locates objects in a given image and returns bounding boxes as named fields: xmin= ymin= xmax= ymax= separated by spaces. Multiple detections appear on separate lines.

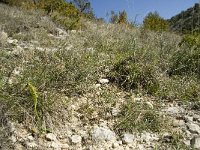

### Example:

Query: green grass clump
xmin=109 ymin=56 xmax=159 ymax=94
xmin=114 ymin=99 xmax=165 ymax=134
xmin=169 ymin=34 xmax=200 ymax=77
xmin=159 ymin=131 xmax=190 ymax=150
xmin=169 ymin=47 xmax=200 ymax=78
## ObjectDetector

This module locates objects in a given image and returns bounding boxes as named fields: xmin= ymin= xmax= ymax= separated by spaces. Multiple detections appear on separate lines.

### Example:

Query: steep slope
xmin=169 ymin=3 xmax=200 ymax=33
xmin=0 ymin=3 xmax=200 ymax=150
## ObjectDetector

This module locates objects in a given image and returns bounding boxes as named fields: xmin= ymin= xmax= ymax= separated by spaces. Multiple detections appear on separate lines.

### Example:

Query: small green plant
xmin=160 ymin=131 xmax=190 ymax=150
xmin=27 ymin=82 xmax=39 ymax=120
xmin=114 ymin=99 xmax=165 ymax=134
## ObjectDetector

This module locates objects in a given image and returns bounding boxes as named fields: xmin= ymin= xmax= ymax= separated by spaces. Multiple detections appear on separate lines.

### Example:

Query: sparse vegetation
xmin=114 ymin=99 xmax=166 ymax=134
xmin=169 ymin=34 xmax=200 ymax=78
xmin=0 ymin=2 xmax=200 ymax=149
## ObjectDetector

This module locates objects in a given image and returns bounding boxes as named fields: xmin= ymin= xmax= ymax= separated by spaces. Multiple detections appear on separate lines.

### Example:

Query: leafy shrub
xmin=180 ymin=80 xmax=200 ymax=101
xmin=143 ymin=11 xmax=169 ymax=32
xmin=169 ymin=35 xmax=200 ymax=77
xmin=109 ymin=56 xmax=159 ymax=94
xmin=179 ymin=34 xmax=200 ymax=48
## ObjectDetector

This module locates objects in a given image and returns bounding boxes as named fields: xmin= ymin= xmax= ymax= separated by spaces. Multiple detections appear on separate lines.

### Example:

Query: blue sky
xmin=89 ymin=0 xmax=199 ymax=24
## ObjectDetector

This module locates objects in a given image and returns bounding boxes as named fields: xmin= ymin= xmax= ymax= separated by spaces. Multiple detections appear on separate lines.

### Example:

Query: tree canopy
xmin=143 ymin=11 xmax=169 ymax=32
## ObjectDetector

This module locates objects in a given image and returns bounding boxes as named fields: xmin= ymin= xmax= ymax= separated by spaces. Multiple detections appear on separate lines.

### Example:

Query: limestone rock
xmin=112 ymin=108 xmax=120 ymax=116
xmin=185 ymin=116 xmax=193 ymax=122
xmin=46 ymin=133 xmax=57 ymax=141
xmin=91 ymin=126 xmax=116 ymax=142
xmin=112 ymin=142 xmax=119 ymax=148
xmin=25 ymin=141 xmax=38 ymax=148
xmin=99 ymin=78 xmax=109 ymax=84
xmin=70 ymin=135 xmax=82 ymax=144
xmin=164 ymin=106 xmax=184 ymax=115
xmin=122 ymin=133 xmax=135 ymax=144
xmin=187 ymin=123 xmax=200 ymax=134
xmin=27 ymin=135 xmax=34 ymax=141
xmin=172 ymin=119 xmax=185 ymax=127
xmin=51 ymin=141 xmax=61 ymax=149
xmin=7 ymin=39 xmax=18 ymax=45
xmin=191 ymin=136 xmax=200 ymax=149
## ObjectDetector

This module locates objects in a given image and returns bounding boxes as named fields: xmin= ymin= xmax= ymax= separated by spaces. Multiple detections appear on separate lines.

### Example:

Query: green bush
xmin=169 ymin=35 xmax=200 ymax=78
xmin=179 ymin=34 xmax=200 ymax=48
xmin=143 ymin=11 xmax=169 ymax=32
xmin=109 ymin=56 xmax=159 ymax=94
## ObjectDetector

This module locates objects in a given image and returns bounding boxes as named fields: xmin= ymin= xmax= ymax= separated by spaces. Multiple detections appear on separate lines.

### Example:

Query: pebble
xmin=185 ymin=116 xmax=193 ymax=122
xmin=70 ymin=135 xmax=82 ymax=144
xmin=146 ymin=101 xmax=154 ymax=109
xmin=172 ymin=119 xmax=185 ymax=127
xmin=95 ymin=83 xmax=101 ymax=88
xmin=46 ymin=133 xmax=57 ymax=141
xmin=10 ymin=135 xmax=17 ymax=143
xmin=27 ymin=135 xmax=34 ymax=141
xmin=183 ymin=140 xmax=190 ymax=147
xmin=91 ymin=126 xmax=116 ymax=141
xmin=122 ymin=133 xmax=135 ymax=144
xmin=51 ymin=141 xmax=61 ymax=149
xmin=112 ymin=108 xmax=120 ymax=116
xmin=112 ymin=142 xmax=119 ymax=148
xmin=187 ymin=123 xmax=200 ymax=134
xmin=99 ymin=78 xmax=109 ymax=84
xmin=7 ymin=39 xmax=18 ymax=45
xmin=25 ymin=141 xmax=38 ymax=148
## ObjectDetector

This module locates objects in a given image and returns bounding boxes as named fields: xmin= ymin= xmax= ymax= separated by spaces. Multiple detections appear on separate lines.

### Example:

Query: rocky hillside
xmin=0 ymin=3 xmax=200 ymax=150
xmin=168 ymin=3 xmax=200 ymax=33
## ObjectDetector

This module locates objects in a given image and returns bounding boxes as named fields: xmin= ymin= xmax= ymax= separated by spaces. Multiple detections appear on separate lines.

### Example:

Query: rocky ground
xmin=1 ymin=4 xmax=200 ymax=150
xmin=1 ymin=86 xmax=200 ymax=150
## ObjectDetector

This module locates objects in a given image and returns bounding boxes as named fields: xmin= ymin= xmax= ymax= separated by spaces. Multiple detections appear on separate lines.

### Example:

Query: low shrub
xmin=109 ymin=56 xmax=159 ymax=94
xmin=169 ymin=41 xmax=200 ymax=78
xmin=179 ymin=34 xmax=200 ymax=48
xmin=157 ymin=76 xmax=200 ymax=102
